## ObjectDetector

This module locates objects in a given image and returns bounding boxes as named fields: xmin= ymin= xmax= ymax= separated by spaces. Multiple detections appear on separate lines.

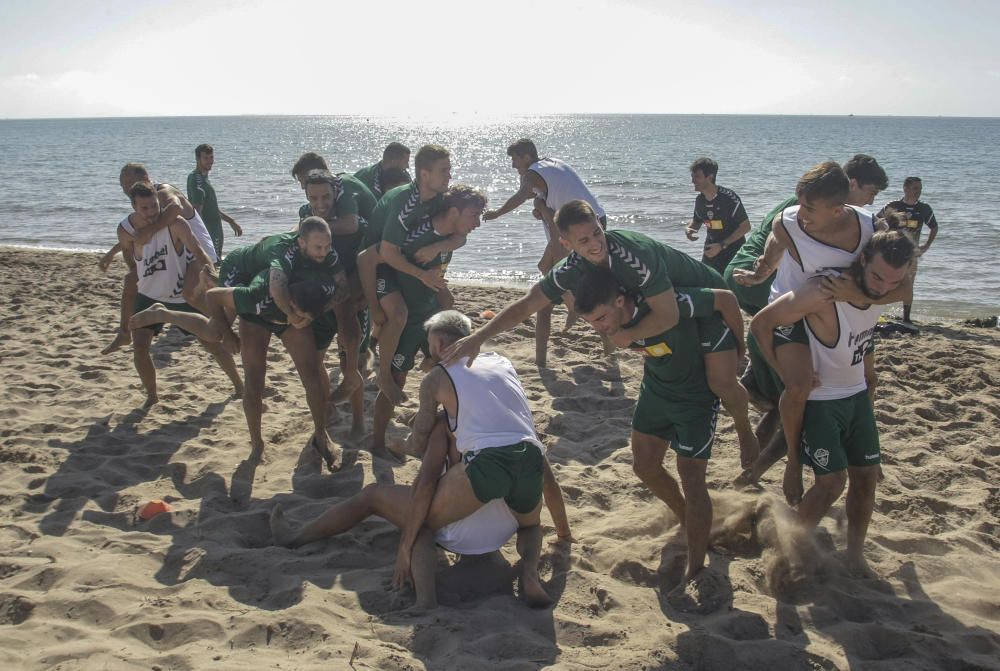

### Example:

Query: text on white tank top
xmin=529 ymin=158 xmax=606 ymax=219
xmin=148 ymin=185 xmax=218 ymax=263
xmin=123 ymin=215 xmax=191 ymax=303
xmin=442 ymin=352 xmax=545 ymax=454
xmin=805 ymin=293 xmax=883 ymax=401
xmin=770 ymin=204 xmax=874 ymax=302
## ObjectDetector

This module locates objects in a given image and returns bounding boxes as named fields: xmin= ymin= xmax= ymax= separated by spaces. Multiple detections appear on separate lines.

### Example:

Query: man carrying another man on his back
xmin=750 ymin=229 xmax=917 ymax=577
xmin=121 ymin=181 xmax=243 ymax=408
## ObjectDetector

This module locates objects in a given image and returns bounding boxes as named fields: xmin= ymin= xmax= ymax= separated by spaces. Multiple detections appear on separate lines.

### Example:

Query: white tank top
xmin=529 ymin=158 xmax=606 ymax=220
xmin=434 ymin=497 xmax=518 ymax=555
xmin=151 ymin=183 xmax=218 ymax=263
xmin=442 ymin=352 xmax=544 ymax=454
xmin=770 ymin=204 xmax=873 ymax=301
xmin=123 ymin=215 xmax=191 ymax=304
xmin=806 ymin=295 xmax=883 ymax=401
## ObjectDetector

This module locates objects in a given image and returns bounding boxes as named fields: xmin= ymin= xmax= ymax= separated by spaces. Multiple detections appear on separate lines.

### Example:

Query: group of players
xmin=102 ymin=139 xmax=927 ymax=608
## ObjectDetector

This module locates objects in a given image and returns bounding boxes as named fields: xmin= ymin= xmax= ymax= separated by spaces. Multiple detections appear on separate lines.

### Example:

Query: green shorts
xmin=375 ymin=264 xmax=400 ymax=300
xmin=231 ymin=270 xmax=278 ymax=319
xmin=631 ymin=381 xmax=720 ymax=460
xmin=773 ymin=319 xmax=808 ymax=348
xmin=238 ymin=314 xmax=335 ymax=350
xmin=747 ymin=332 xmax=785 ymax=405
xmin=134 ymin=294 xmax=200 ymax=336
xmin=391 ymin=316 xmax=430 ymax=372
xmin=723 ymin=259 xmax=774 ymax=317
xmin=695 ymin=312 xmax=738 ymax=354
xmin=463 ymin=441 xmax=545 ymax=514
xmin=801 ymin=390 xmax=880 ymax=475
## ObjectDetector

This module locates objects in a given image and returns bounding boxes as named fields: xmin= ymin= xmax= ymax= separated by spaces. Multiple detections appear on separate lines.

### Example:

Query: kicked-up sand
xmin=0 ymin=246 xmax=998 ymax=670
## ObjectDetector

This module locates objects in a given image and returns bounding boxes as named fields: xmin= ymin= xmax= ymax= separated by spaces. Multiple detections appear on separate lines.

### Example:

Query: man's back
xmin=441 ymin=352 xmax=542 ymax=454
xmin=529 ymin=158 xmax=605 ymax=218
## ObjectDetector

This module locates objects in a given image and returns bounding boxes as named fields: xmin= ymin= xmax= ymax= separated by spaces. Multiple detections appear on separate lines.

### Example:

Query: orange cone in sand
xmin=139 ymin=500 xmax=172 ymax=520
xmin=480 ymin=310 xmax=497 ymax=319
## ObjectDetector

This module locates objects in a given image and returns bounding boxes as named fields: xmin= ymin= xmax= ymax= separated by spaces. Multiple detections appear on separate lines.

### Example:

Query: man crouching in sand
xmin=271 ymin=310 xmax=555 ymax=609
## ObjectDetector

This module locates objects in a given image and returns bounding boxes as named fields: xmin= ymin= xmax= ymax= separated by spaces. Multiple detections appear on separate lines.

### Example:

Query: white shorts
xmin=434 ymin=498 xmax=518 ymax=555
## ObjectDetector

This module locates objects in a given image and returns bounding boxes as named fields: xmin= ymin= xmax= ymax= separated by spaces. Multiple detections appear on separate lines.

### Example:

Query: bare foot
xmin=142 ymin=393 xmax=159 ymax=409
xmin=376 ymin=369 xmax=407 ymax=406
xmin=331 ymin=368 xmax=363 ymax=404
xmin=269 ymin=505 xmax=296 ymax=547
xmin=309 ymin=433 xmax=340 ymax=473
xmin=666 ymin=566 xmax=730 ymax=614
xmin=129 ymin=303 xmax=168 ymax=330
xmin=847 ymin=553 xmax=878 ymax=579
xmin=232 ymin=379 xmax=245 ymax=400
xmin=732 ymin=466 xmax=758 ymax=488
xmin=101 ymin=328 xmax=132 ymax=355
xmin=519 ymin=575 xmax=553 ymax=608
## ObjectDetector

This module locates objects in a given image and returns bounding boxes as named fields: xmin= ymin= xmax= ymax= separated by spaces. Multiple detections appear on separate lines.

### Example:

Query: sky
xmin=1 ymin=0 xmax=998 ymax=119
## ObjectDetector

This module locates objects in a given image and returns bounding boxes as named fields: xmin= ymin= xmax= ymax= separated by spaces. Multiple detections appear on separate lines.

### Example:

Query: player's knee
xmin=676 ymin=457 xmax=707 ymax=487
xmin=849 ymin=466 xmax=879 ymax=490
xmin=816 ymin=471 xmax=847 ymax=499
xmin=631 ymin=446 xmax=661 ymax=479
xmin=360 ymin=482 xmax=380 ymax=503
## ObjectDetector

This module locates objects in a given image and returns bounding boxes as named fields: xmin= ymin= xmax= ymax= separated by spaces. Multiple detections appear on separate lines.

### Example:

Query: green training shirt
xmin=187 ymin=170 xmax=223 ymax=256
xmin=539 ymin=230 xmax=725 ymax=305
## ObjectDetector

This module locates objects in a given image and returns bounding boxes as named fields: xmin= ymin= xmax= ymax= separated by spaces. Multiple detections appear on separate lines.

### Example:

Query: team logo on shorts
xmin=392 ymin=353 xmax=405 ymax=369
xmin=376 ymin=279 xmax=386 ymax=292
xmin=776 ymin=325 xmax=795 ymax=340
xmin=813 ymin=448 xmax=830 ymax=469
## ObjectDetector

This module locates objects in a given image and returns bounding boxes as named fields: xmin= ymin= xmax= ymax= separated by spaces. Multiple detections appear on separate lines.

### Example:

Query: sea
xmin=1 ymin=114 xmax=997 ymax=320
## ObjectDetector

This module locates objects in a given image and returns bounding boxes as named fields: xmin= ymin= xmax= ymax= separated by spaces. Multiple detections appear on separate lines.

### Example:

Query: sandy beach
xmin=0 ymin=246 xmax=998 ymax=670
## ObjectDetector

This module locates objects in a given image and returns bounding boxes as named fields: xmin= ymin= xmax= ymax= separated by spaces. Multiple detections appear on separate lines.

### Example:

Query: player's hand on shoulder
xmin=441 ymin=334 xmax=481 ymax=368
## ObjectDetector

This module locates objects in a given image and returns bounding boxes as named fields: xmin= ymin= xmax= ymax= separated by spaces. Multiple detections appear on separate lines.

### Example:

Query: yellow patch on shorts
xmin=643 ymin=342 xmax=673 ymax=357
